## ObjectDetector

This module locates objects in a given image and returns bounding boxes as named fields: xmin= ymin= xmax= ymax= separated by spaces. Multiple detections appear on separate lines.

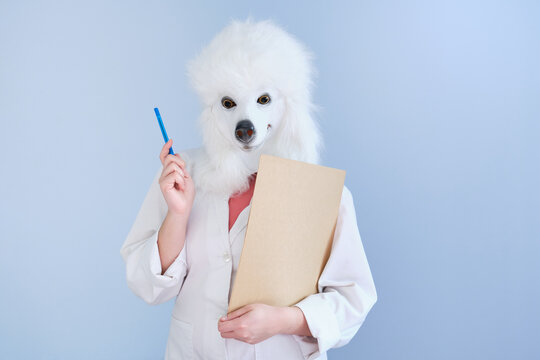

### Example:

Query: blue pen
xmin=154 ymin=107 xmax=174 ymax=155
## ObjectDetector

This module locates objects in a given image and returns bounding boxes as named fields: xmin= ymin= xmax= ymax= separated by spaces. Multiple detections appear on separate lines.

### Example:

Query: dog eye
xmin=257 ymin=94 xmax=271 ymax=105
xmin=221 ymin=97 xmax=236 ymax=109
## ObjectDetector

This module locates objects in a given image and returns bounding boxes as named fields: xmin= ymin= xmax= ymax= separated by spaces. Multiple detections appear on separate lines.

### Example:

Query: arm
xmin=218 ymin=303 xmax=313 ymax=344
xmin=218 ymin=186 xmax=376 ymax=351
xmin=120 ymin=165 xmax=190 ymax=305
xmin=276 ymin=305 xmax=312 ymax=337
xmin=291 ymin=185 xmax=377 ymax=359
xmin=158 ymin=210 xmax=189 ymax=275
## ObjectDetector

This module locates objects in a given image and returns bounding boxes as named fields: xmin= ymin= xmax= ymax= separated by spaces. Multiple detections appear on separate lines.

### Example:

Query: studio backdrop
xmin=0 ymin=1 xmax=538 ymax=359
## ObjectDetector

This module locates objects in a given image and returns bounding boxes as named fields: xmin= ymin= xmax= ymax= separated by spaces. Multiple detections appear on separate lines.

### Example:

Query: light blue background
xmin=1 ymin=1 xmax=538 ymax=359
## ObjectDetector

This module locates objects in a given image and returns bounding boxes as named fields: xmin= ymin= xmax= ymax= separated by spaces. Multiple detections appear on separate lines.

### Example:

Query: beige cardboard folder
xmin=228 ymin=154 xmax=346 ymax=313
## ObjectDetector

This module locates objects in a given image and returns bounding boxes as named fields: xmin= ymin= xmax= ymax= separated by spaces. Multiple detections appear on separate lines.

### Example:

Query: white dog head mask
xmin=187 ymin=18 xmax=323 ymax=196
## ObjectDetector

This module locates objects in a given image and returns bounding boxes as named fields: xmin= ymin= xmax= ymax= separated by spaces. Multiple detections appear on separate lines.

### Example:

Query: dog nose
xmin=235 ymin=120 xmax=256 ymax=144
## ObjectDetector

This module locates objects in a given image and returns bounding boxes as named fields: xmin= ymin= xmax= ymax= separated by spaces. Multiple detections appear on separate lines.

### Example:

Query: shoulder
xmin=177 ymin=146 xmax=205 ymax=161
xmin=177 ymin=146 xmax=205 ymax=173
xmin=337 ymin=184 xmax=359 ymax=222
xmin=341 ymin=184 xmax=354 ymax=207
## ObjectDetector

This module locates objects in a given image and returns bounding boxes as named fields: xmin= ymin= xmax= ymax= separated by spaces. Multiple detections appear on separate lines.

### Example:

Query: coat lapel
xmin=228 ymin=198 xmax=253 ymax=246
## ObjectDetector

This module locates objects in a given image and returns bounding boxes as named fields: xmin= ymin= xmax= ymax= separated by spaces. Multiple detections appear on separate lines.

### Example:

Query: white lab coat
xmin=120 ymin=147 xmax=377 ymax=360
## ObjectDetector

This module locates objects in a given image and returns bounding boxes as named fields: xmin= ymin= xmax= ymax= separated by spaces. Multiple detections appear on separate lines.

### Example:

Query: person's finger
xmin=180 ymin=163 xmax=191 ymax=179
xmin=219 ymin=331 xmax=240 ymax=339
xmin=162 ymin=156 xmax=184 ymax=174
xmin=173 ymin=171 xmax=186 ymax=191
xmin=165 ymin=169 xmax=185 ymax=189
xmin=163 ymin=162 xmax=184 ymax=179
xmin=218 ymin=316 xmax=246 ymax=333
xmin=224 ymin=305 xmax=252 ymax=321
xmin=163 ymin=153 xmax=186 ymax=170
xmin=159 ymin=139 xmax=173 ymax=164
xmin=161 ymin=172 xmax=185 ymax=192
xmin=160 ymin=166 xmax=179 ymax=185
xmin=220 ymin=328 xmax=252 ymax=343
xmin=160 ymin=171 xmax=176 ymax=189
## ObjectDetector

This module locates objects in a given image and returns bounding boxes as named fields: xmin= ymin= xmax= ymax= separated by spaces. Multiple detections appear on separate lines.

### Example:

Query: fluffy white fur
xmin=186 ymin=18 xmax=323 ymax=198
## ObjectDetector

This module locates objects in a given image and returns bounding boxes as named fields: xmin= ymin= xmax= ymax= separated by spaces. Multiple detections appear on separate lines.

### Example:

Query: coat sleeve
xmin=120 ymin=164 xmax=189 ymax=306
xmin=291 ymin=185 xmax=377 ymax=359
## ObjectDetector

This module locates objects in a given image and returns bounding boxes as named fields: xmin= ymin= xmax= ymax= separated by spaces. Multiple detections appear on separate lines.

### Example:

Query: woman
xmin=120 ymin=18 xmax=377 ymax=360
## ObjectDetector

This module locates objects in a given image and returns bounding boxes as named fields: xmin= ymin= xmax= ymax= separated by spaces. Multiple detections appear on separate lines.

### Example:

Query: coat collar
xmin=228 ymin=197 xmax=253 ymax=246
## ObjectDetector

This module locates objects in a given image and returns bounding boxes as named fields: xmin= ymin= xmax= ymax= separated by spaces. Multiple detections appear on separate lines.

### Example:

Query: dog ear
xmin=270 ymin=98 xmax=323 ymax=164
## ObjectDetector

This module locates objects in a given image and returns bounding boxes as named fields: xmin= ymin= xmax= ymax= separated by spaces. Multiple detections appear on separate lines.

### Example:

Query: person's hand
xmin=159 ymin=139 xmax=195 ymax=216
xmin=217 ymin=304 xmax=283 ymax=344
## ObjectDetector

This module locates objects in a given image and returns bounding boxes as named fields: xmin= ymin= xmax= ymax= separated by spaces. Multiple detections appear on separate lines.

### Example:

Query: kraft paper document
xmin=228 ymin=154 xmax=346 ymax=313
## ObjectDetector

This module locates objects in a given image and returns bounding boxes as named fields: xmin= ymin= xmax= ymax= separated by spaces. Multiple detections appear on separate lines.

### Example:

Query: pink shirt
xmin=228 ymin=173 xmax=257 ymax=231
